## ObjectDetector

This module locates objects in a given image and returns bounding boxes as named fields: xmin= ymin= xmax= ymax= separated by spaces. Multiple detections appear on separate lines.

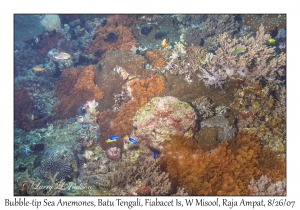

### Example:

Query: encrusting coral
xmin=54 ymin=65 xmax=104 ymax=119
xmin=160 ymin=131 xmax=286 ymax=195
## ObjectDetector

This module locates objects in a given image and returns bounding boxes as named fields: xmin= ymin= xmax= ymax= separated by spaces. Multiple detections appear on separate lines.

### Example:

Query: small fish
xmin=268 ymin=38 xmax=276 ymax=45
xmin=199 ymin=59 xmax=206 ymax=65
xmin=33 ymin=36 xmax=39 ymax=43
xmin=32 ymin=66 xmax=45 ymax=72
xmin=22 ymin=146 xmax=30 ymax=156
xmin=153 ymin=151 xmax=157 ymax=160
xmin=127 ymin=136 xmax=138 ymax=144
xmin=106 ymin=135 xmax=119 ymax=143
xmin=153 ymin=151 xmax=157 ymax=164
xmin=161 ymin=38 xmax=169 ymax=48
xmin=120 ymin=68 xmax=129 ymax=80
xmin=54 ymin=52 xmax=71 ymax=60
xmin=85 ymin=140 xmax=93 ymax=148
xmin=86 ymin=29 xmax=92 ymax=36
xmin=231 ymin=48 xmax=244 ymax=55
xmin=106 ymin=139 xmax=117 ymax=143
xmin=26 ymin=114 xmax=35 ymax=120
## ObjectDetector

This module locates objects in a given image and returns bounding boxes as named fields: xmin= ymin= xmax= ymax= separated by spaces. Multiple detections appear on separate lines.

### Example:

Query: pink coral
xmin=106 ymin=147 xmax=121 ymax=161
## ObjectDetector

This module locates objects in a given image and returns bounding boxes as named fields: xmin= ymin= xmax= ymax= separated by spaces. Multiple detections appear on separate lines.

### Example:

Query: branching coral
xmin=184 ymin=15 xmax=240 ymax=51
xmin=166 ymin=44 xmax=209 ymax=83
xmin=200 ymin=25 xmax=286 ymax=87
xmin=160 ymin=131 xmax=286 ymax=195
xmin=54 ymin=65 xmax=104 ymax=119
xmin=248 ymin=175 xmax=286 ymax=195
xmin=85 ymin=25 xmax=138 ymax=57
xmin=112 ymin=157 xmax=171 ymax=195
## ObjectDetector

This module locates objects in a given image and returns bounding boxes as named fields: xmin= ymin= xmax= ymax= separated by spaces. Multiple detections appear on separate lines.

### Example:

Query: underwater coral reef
xmin=14 ymin=14 xmax=286 ymax=196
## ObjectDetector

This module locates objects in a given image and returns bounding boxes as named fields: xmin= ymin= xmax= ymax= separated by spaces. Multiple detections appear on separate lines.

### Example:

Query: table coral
xmin=160 ymin=131 xmax=286 ymax=195
xmin=85 ymin=25 xmax=138 ymax=57
xmin=54 ymin=65 xmax=104 ymax=119
xmin=132 ymin=96 xmax=197 ymax=150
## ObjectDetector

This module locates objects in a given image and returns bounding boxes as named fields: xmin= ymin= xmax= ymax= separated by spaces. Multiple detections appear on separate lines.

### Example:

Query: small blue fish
xmin=106 ymin=135 xmax=119 ymax=143
xmin=86 ymin=29 xmax=92 ymax=36
xmin=109 ymin=135 xmax=119 ymax=140
xmin=153 ymin=151 xmax=157 ymax=159
xmin=22 ymin=146 xmax=30 ymax=156
xmin=128 ymin=137 xmax=138 ymax=144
